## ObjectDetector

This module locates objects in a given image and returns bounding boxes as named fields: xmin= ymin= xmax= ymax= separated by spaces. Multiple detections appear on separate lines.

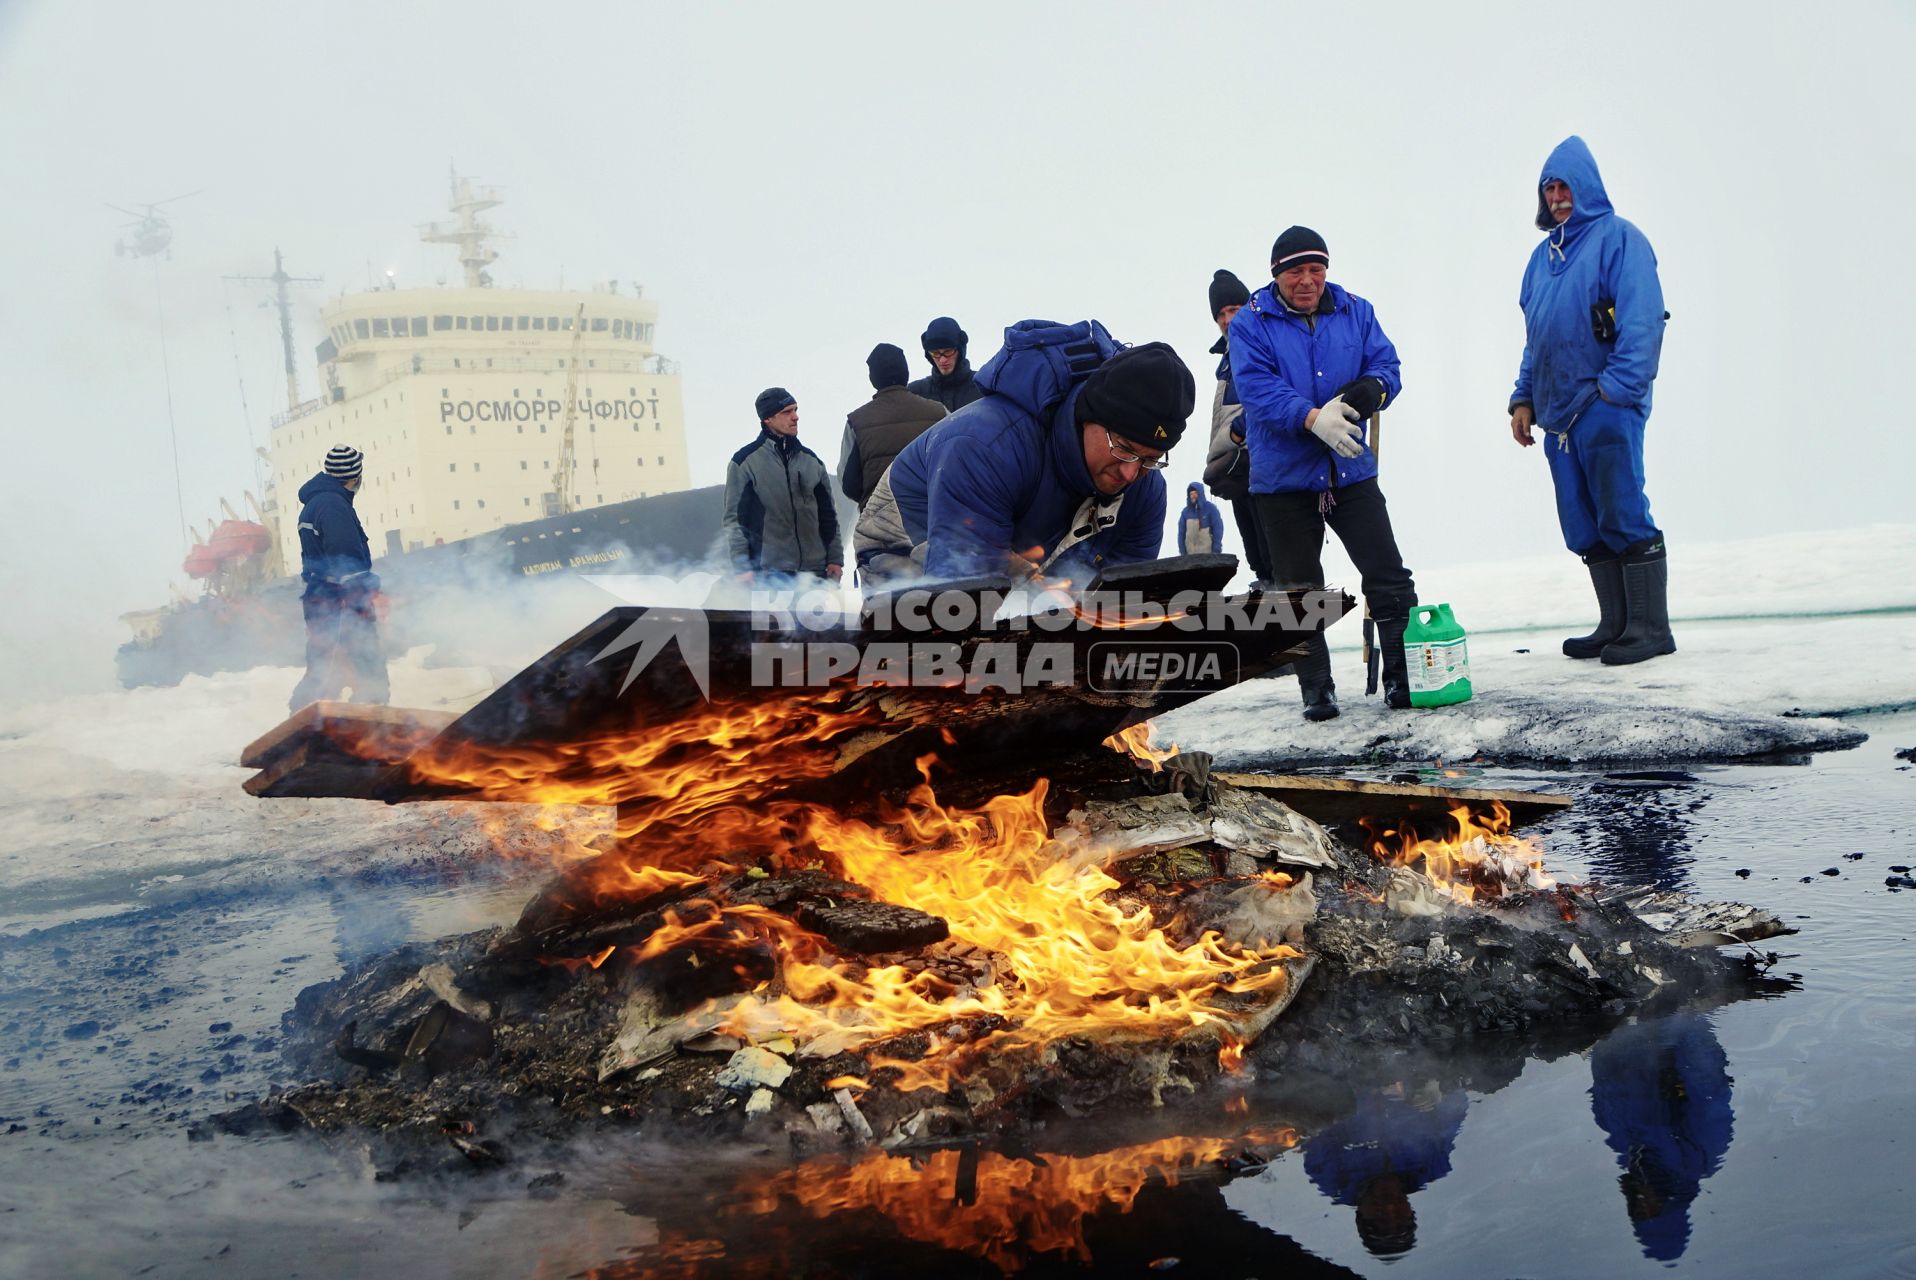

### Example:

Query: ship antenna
xmin=419 ymin=168 xmax=511 ymax=288
xmin=225 ymin=248 xmax=322 ymax=413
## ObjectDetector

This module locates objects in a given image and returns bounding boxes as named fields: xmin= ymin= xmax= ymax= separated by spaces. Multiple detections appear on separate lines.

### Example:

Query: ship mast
xmin=225 ymin=248 xmax=321 ymax=412
xmin=419 ymin=168 xmax=505 ymax=287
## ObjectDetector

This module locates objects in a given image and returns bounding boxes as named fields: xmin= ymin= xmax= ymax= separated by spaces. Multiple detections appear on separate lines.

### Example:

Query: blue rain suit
xmin=1511 ymin=136 xmax=1668 ymax=555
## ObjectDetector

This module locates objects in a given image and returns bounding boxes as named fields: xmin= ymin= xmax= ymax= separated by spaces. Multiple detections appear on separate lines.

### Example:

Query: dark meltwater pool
xmin=3 ymin=713 xmax=1912 ymax=1279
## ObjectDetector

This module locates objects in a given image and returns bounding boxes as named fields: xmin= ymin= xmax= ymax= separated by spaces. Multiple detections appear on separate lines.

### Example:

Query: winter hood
xmin=973 ymin=318 xmax=1123 ymax=420
xmin=1186 ymin=481 xmax=1208 ymax=501
xmin=298 ymin=471 xmax=356 ymax=505
xmin=1535 ymin=136 xmax=1615 ymax=255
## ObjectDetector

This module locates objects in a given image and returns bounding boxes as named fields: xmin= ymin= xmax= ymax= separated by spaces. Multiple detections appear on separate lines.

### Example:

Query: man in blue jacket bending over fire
xmin=853 ymin=321 xmax=1195 ymax=586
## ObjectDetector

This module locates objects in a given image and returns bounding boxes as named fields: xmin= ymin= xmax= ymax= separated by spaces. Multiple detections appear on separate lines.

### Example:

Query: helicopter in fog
xmin=108 ymin=190 xmax=202 ymax=259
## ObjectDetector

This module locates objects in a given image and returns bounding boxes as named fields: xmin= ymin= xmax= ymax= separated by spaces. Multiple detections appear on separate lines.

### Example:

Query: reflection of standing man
xmin=289 ymin=444 xmax=388 ymax=712
xmin=1304 ymin=1081 xmax=1468 ymax=1259
xmin=1510 ymin=135 xmax=1673 ymax=666
xmin=1589 ymin=1011 xmax=1735 ymax=1263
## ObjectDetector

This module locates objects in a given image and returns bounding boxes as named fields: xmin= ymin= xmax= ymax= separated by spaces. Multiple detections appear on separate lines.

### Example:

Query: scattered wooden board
xmin=241 ymin=702 xmax=457 ymax=798
xmin=1210 ymin=772 xmax=1572 ymax=830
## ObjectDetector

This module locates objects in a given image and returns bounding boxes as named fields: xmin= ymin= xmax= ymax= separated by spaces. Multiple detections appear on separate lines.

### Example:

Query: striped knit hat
xmin=323 ymin=444 xmax=363 ymax=480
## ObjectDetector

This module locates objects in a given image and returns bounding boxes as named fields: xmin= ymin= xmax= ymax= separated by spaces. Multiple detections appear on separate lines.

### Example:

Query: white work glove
xmin=1309 ymin=394 xmax=1366 ymax=459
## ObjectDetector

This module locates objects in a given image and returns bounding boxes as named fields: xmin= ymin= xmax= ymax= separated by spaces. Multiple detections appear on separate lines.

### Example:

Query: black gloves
xmin=1335 ymin=376 xmax=1387 ymax=419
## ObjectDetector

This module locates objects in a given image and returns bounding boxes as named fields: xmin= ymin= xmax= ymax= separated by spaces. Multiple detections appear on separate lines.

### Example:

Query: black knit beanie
xmin=1208 ymin=269 xmax=1250 ymax=319
xmin=754 ymin=386 xmax=796 ymax=422
xmin=866 ymin=343 xmax=909 ymax=390
xmin=1269 ymin=225 xmax=1329 ymax=274
xmin=1075 ymin=342 xmax=1196 ymax=450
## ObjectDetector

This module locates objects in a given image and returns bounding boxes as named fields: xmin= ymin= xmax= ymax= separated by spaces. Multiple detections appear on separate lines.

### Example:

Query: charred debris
xmin=211 ymin=563 xmax=1794 ymax=1175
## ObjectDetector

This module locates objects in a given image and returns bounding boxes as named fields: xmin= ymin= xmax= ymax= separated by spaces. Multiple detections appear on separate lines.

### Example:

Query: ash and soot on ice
xmin=217 ymin=688 xmax=1791 ymax=1202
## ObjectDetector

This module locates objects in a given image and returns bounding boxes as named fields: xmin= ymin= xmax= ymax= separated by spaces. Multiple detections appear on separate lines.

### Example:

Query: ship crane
xmin=553 ymin=303 xmax=587 ymax=516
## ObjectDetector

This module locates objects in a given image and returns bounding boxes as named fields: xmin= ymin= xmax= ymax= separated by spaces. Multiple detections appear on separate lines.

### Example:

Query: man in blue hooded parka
xmin=1510 ymin=136 xmax=1673 ymax=666
xmin=853 ymin=320 xmax=1194 ymax=584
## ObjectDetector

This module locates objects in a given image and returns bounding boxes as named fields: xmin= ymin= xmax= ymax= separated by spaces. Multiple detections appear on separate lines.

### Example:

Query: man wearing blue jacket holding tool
xmin=1510 ymin=136 xmax=1672 ymax=666
xmin=853 ymin=320 xmax=1194 ymax=585
xmin=1231 ymin=226 xmax=1418 ymax=722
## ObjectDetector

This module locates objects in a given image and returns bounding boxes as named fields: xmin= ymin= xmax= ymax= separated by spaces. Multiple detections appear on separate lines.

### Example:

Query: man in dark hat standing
xmin=722 ymin=388 xmax=841 ymax=586
xmin=1200 ymin=268 xmax=1273 ymax=587
xmin=288 ymin=443 xmax=388 ymax=712
xmin=838 ymin=343 xmax=947 ymax=511
xmin=854 ymin=321 xmax=1194 ymax=584
xmin=908 ymin=315 xmax=984 ymax=412
xmin=1230 ymin=226 xmax=1418 ymax=721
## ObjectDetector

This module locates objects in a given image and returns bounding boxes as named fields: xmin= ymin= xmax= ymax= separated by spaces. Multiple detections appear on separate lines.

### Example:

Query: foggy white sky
xmin=2 ymin=0 xmax=1913 ymax=697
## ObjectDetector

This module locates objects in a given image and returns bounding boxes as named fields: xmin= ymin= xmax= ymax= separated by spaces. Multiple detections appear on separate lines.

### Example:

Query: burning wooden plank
xmin=237 ymin=559 xmax=1354 ymax=804
xmin=239 ymin=701 xmax=457 ymax=798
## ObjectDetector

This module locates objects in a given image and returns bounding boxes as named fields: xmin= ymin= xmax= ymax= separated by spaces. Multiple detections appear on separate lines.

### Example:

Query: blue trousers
xmin=1546 ymin=397 xmax=1661 ymax=555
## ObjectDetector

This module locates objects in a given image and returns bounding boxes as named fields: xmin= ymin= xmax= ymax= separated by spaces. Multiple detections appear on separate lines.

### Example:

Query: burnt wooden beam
xmin=1209 ymin=772 xmax=1572 ymax=830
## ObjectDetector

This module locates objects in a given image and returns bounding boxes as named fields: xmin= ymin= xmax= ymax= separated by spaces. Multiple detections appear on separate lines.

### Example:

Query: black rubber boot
xmin=1562 ymin=550 xmax=1626 ymax=659
xmin=1376 ymin=617 xmax=1413 ymax=709
xmin=1601 ymin=538 xmax=1677 ymax=666
xmin=1296 ymin=633 xmax=1340 ymax=722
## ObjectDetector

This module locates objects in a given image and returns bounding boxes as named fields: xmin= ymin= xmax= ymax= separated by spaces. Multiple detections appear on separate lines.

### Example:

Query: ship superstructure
xmin=264 ymin=174 xmax=692 ymax=561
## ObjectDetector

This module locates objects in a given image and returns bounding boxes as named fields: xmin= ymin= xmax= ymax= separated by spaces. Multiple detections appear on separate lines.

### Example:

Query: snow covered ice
xmin=1161 ymin=522 xmax=1916 ymax=767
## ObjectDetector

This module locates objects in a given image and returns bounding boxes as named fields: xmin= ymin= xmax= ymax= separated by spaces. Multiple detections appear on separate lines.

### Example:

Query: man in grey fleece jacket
xmin=723 ymin=387 xmax=842 ymax=585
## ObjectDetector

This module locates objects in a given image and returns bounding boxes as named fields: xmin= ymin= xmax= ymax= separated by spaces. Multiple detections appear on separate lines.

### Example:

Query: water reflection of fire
xmin=1361 ymin=801 xmax=1555 ymax=904
xmin=607 ymin=1126 xmax=1300 ymax=1277
xmin=406 ymin=703 xmax=1298 ymax=1091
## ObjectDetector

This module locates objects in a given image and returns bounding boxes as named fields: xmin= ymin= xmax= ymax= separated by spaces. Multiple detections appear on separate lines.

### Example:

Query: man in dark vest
xmin=288 ymin=443 xmax=388 ymax=712
xmin=908 ymin=315 xmax=985 ymax=412
xmin=838 ymin=343 xmax=947 ymax=511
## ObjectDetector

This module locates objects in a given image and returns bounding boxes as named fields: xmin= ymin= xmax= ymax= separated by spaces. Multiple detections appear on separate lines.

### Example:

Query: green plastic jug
xmin=1404 ymin=603 xmax=1472 ymax=707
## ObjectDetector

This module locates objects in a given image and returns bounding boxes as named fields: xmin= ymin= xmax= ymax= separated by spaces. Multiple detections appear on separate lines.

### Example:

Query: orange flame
xmin=611 ymin=1126 xmax=1301 ymax=1276
xmin=406 ymin=693 xmax=1295 ymax=1089
xmin=1361 ymin=801 xmax=1554 ymax=905
xmin=1101 ymin=721 xmax=1179 ymax=772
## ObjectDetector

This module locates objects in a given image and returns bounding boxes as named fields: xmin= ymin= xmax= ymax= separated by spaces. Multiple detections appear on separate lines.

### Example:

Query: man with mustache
xmin=1510 ymin=136 xmax=1673 ymax=665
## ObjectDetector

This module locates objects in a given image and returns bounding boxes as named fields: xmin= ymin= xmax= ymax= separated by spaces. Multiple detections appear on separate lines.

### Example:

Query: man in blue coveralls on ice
xmin=1509 ymin=136 xmax=1674 ymax=666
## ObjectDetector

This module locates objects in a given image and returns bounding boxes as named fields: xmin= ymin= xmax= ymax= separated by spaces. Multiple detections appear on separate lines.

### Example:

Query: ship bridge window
xmin=353 ymin=319 xmax=370 ymax=339
xmin=550 ymin=315 xmax=561 ymax=330
xmin=517 ymin=316 xmax=530 ymax=330
xmin=485 ymin=316 xmax=499 ymax=332
xmin=373 ymin=318 xmax=390 ymax=338
xmin=456 ymin=316 xmax=468 ymax=330
xmin=532 ymin=316 xmax=545 ymax=331
xmin=412 ymin=317 xmax=428 ymax=336
xmin=591 ymin=317 xmax=609 ymax=332
xmin=470 ymin=314 xmax=484 ymax=329
xmin=434 ymin=315 xmax=452 ymax=331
